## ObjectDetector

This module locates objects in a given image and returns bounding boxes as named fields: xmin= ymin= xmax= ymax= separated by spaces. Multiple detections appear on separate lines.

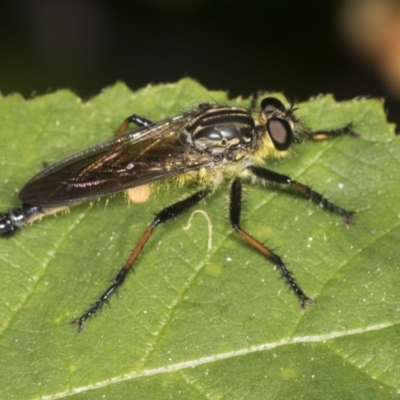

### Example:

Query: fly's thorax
xmin=179 ymin=105 xmax=257 ymax=162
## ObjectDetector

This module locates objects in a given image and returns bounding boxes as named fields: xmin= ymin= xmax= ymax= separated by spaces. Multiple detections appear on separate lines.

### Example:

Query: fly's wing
xmin=19 ymin=114 xmax=214 ymax=206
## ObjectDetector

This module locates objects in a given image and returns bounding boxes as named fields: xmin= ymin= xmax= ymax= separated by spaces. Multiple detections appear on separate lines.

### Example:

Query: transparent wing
xmin=19 ymin=114 xmax=214 ymax=206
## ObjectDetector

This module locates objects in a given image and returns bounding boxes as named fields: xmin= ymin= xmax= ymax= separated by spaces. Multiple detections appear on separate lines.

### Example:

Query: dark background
xmin=0 ymin=0 xmax=398 ymax=125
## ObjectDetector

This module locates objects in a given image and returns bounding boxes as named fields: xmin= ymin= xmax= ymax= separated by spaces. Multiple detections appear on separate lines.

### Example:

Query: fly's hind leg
xmin=116 ymin=114 xmax=154 ymax=136
xmin=115 ymin=114 xmax=156 ymax=202
xmin=70 ymin=186 xmax=212 ymax=332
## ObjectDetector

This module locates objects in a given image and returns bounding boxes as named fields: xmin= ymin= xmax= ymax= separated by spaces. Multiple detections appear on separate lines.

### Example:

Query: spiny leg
xmin=229 ymin=177 xmax=314 ymax=308
xmin=71 ymin=186 xmax=212 ymax=332
xmin=249 ymin=166 xmax=354 ymax=225
xmin=311 ymin=123 xmax=359 ymax=140
xmin=116 ymin=114 xmax=154 ymax=136
xmin=115 ymin=113 xmax=156 ymax=203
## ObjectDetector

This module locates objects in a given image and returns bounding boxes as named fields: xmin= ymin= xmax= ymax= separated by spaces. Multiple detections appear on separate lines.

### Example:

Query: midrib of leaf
xmin=37 ymin=320 xmax=395 ymax=400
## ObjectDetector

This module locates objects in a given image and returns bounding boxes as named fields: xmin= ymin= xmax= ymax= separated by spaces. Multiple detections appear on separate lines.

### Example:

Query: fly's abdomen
xmin=0 ymin=204 xmax=44 ymax=236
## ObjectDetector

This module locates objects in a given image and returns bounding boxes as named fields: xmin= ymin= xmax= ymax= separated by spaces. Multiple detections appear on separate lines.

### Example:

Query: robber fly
xmin=0 ymin=94 xmax=358 ymax=332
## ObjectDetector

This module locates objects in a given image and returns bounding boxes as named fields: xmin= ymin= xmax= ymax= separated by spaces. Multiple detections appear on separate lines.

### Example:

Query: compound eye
xmin=260 ymin=97 xmax=286 ymax=113
xmin=267 ymin=118 xmax=293 ymax=151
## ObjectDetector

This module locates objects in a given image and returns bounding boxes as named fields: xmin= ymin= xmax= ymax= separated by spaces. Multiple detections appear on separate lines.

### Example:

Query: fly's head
xmin=253 ymin=97 xmax=310 ymax=159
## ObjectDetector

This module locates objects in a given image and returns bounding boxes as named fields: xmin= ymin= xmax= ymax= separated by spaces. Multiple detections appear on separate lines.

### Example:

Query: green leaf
xmin=0 ymin=79 xmax=398 ymax=399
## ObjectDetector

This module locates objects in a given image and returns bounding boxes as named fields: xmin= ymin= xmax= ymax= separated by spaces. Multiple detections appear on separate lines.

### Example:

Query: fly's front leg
xmin=70 ymin=186 xmax=212 ymax=332
xmin=311 ymin=123 xmax=359 ymax=140
xmin=229 ymin=178 xmax=314 ymax=308
xmin=251 ymin=91 xmax=360 ymax=140
xmin=249 ymin=166 xmax=355 ymax=225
